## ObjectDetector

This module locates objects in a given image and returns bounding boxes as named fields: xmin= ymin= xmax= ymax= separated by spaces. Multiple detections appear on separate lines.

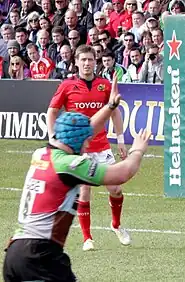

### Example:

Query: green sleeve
xmin=51 ymin=150 xmax=107 ymax=186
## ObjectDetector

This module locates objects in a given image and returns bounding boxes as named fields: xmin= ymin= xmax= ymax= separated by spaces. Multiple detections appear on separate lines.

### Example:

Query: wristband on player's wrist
xmin=117 ymin=134 xmax=124 ymax=144
xmin=108 ymin=101 xmax=119 ymax=110
xmin=128 ymin=149 xmax=144 ymax=156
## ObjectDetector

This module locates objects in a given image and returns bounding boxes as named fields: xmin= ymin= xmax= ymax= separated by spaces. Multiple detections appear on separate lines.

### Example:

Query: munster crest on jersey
xmin=97 ymin=84 xmax=105 ymax=91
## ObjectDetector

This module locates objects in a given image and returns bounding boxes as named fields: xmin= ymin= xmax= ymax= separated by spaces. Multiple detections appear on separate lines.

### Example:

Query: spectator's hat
xmin=7 ymin=40 xmax=20 ymax=51
xmin=112 ymin=0 xmax=124 ymax=4
xmin=54 ymin=112 xmax=93 ymax=154
xmin=146 ymin=15 xmax=159 ymax=22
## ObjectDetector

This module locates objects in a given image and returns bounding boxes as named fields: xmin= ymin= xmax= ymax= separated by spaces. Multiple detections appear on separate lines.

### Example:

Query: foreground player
xmin=3 ymin=96 xmax=151 ymax=282
xmin=47 ymin=45 xmax=129 ymax=251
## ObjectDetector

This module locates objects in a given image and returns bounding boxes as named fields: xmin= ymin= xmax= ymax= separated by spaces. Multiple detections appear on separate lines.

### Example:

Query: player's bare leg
xmin=108 ymin=185 xmax=131 ymax=245
xmin=77 ymin=185 xmax=94 ymax=251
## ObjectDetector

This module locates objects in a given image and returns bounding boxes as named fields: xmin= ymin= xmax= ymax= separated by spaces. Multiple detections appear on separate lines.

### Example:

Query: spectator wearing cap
xmin=101 ymin=50 xmax=126 ymax=82
xmin=27 ymin=42 xmax=55 ymax=79
xmin=130 ymin=11 xmax=145 ymax=43
xmin=121 ymin=0 xmax=138 ymax=31
xmin=37 ymin=29 xmax=50 ymax=58
xmin=123 ymin=47 xmax=144 ymax=82
xmin=48 ymin=26 xmax=69 ymax=64
xmin=151 ymin=28 xmax=164 ymax=55
xmin=94 ymin=11 xmax=115 ymax=39
xmin=69 ymin=0 xmax=93 ymax=32
xmin=139 ymin=43 xmax=163 ymax=84
xmin=41 ymin=0 xmax=54 ymax=22
xmin=7 ymin=39 xmax=20 ymax=59
xmin=169 ymin=0 xmax=185 ymax=14
xmin=115 ymin=31 xmax=138 ymax=69
xmin=15 ymin=27 xmax=31 ymax=66
xmin=109 ymin=0 xmax=126 ymax=38
xmin=52 ymin=0 xmax=68 ymax=27
xmin=18 ymin=0 xmax=43 ymax=28
xmin=63 ymin=10 xmax=87 ymax=44
xmin=139 ymin=16 xmax=159 ymax=34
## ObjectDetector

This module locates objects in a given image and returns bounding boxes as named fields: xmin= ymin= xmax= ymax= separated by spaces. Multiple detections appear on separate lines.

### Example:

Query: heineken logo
xmin=167 ymin=66 xmax=181 ymax=186
xmin=167 ymin=30 xmax=182 ymax=60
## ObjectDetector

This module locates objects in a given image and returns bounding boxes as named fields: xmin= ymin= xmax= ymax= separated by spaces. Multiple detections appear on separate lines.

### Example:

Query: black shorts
xmin=3 ymin=239 xmax=77 ymax=282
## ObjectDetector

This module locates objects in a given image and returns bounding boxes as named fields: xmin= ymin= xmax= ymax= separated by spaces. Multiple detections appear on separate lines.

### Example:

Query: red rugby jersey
xmin=49 ymin=76 xmax=112 ymax=153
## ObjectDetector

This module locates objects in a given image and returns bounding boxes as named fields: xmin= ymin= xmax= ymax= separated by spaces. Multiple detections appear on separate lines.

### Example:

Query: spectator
xmin=9 ymin=55 xmax=30 ymax=79
xmin=68 ymin=30 xmax=81 ymax=54
xmin=48 ymin=26 xmax=69 ymax=64
xmin=101 ymin=50 xmax=126 ymax=82
xmin=27 ymin=42 xmax=55 ymax=79
xmin=52 ymin=0 xmax=68 ymax=27
xmin=41 ymin=0 xmax=54 ymax=21
xmin=39 ymin=14 xmax=52 ymax=32
xmin=0 ymin=24 xmax=15 ymax=43
xmin=19 ymin=0 xmax=43 ymax=27
xmin=139 ymin=43 xmax=163 ymax=84
xmin=69 ymin=0 xmax=93 ymax=32
xmin=130 ymin=11 xmax=145 ymax=43
xmin=7 ymin=39 xmax=20 ymax=59
xmin=63 ymin=9 xmax=87 ymax=44
xmin=109 ymin=0 xmax=126 ymax=38
xmin=87 ymin=27 xmax=99 ymax=45
xmin=140 ymin=16 xmax=159 ymax=34
xmin=94 ymin=11 xmax=115 ymax=38
xmin=0 ymin=55 xmax=9 ymax=78
xmin=98 ymin=30 xmax=118 ymax=51
xmin=15 ymin=27 xmax=31 ymax=66
xmin=27 ymin=11 xmax=40 ymax=43
xmin=124 ymin=47 xmax=143 ymax=82
xmin=37 ymin=29 xmax=50 ymax=57
xmin=121 ymin=0 xmax=138 ymax=31
xmin=169 ymin=0 xmax=185 ymax=14
xmin=9 ymin=9 xmax=20 ymax=29
xmin=92 ymin=43 xmax=104 ymax=75
xmin=145 ymin=1 xmax=161 ymax=19
xmin=151 ymin=28 xmax=164 ymax=55
xmin=140 ymin=30 xmax=153 ymax=55
xmin=101 ymin=2 xmax=114 ymax=22
xmin=115 ymin=31 xmax=137 ymax=69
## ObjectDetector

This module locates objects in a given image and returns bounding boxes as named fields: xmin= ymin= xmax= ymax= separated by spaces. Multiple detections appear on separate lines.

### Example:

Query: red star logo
xmin=167 ymin=30 xmax=182 ymax=60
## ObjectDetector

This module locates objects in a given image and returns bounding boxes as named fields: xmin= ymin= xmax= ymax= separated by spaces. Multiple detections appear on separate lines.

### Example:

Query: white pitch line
xmin=0 ymin=187 xmax=163 ymax=198
xmin=72 ymin=225 xmax=184 ymax=235
xmin=5 ymin=150 xmax=163 ymax=159
xmin=98 ymin=191 xmax=163 ymax=197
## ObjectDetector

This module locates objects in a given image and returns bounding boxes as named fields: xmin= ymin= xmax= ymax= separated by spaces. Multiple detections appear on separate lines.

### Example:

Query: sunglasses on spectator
xmin=99 ymin=37 xmax=108 ymax=42
xmin=127 ymin=3 xmax=137 ymax=6
xmin=69 ymin=37 xmax=78 ymax=40
xmin=11 ymin=62 xmax=20 ymax=66
xmin=124 ymin=38 xmax=133 ymax=41
xmin=113 ymin=2 xmax=122 ymax=5
xmin=95 ymin=18 xmax=105 ymax=21
xmin=55 ymin=0 xmax=64 ymax=3
xmin=30 ymin=19 xmax=38 ymax=22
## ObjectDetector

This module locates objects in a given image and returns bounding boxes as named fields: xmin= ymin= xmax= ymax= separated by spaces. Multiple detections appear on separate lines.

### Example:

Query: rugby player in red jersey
xmin=47 ymin=45 xmax=131 ymax=251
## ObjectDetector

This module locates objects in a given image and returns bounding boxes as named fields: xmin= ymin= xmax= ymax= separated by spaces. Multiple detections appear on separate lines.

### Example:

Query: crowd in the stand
xmin=0 ymin=0 xmax=183 ymax=83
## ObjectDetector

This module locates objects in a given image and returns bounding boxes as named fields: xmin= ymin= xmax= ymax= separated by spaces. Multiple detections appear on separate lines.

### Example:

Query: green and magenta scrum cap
xmin=54 ymin=112 xmax=93 ymax=154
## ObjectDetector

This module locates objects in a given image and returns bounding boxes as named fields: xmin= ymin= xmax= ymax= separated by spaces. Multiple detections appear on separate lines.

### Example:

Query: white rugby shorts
xmin=86 ymin=149 xmax=115 ymax=165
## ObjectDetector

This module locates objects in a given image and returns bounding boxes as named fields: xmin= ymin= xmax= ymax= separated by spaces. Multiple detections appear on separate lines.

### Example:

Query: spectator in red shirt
xmin=121 ymin=0 xmax=138 ymax=31
xmin=93 ymin=11 xmax=116 ymax=38
xmin=27 ymin=42 xmax=55 ymax=79
xmin=110 ymin=0 xmax=125 ymax=38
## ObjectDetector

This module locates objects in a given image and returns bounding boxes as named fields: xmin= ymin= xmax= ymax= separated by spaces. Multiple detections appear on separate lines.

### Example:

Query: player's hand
xmin=109 ymin=73 xmax=121 ymax=107
xmin=117 ymin=143 xmax=127 ymax=160
xmin=129 ymin=129 xmax=151 ymax=155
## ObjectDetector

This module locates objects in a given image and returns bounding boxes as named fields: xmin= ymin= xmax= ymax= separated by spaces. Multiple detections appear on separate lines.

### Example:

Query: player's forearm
xmin=90 ymin=105 xmax=114 ymax=137
xmin=111 ymin=108 xmax=124 ymax=140
xmin=103 ymin=150 xmax=143 ymax=185
xmin=46 ymin=107 xmax=59 ymax=138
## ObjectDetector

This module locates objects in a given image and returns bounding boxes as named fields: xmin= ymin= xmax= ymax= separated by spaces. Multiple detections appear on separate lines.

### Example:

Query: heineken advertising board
xmin=164 ymin=15 xmax=185 ymax=197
